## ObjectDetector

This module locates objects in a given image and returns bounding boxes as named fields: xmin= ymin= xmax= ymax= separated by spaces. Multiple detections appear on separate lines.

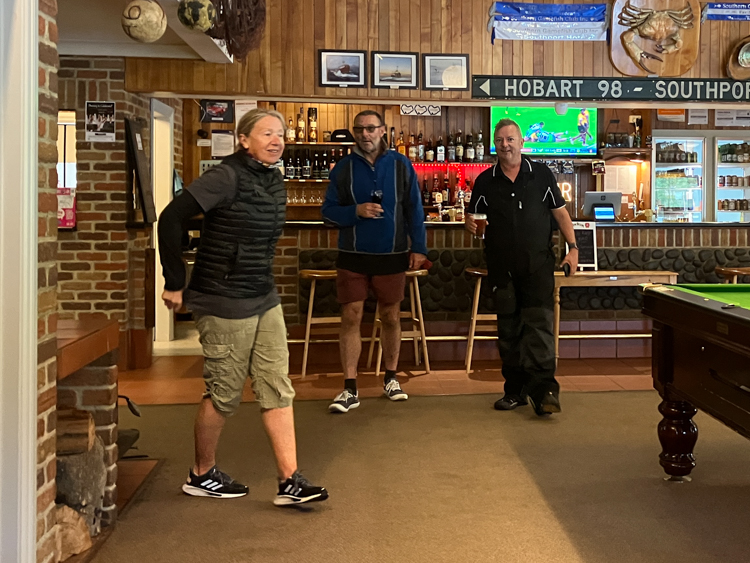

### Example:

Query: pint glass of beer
xmin=471 ymin=213 xmax=487 ymax=239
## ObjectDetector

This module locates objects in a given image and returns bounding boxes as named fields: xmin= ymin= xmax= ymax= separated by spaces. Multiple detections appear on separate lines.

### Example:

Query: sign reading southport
xmin=473 ymin=75 xmax=750 ymax=103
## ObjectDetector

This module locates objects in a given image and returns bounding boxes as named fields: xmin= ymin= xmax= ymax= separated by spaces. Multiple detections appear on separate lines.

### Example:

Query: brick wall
xmin=37 ymin=0 xmax=60 ymax=561
xmin=57 ymin=57 xmax=183 ymax=357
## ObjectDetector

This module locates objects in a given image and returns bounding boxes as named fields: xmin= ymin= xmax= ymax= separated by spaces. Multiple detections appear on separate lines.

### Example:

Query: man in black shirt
xmin=466 ymin=118 xmax=578 ymax=416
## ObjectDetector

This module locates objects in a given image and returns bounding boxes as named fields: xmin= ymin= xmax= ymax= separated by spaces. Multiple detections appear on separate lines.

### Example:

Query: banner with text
xmin=488 ymin=2 xmax=608 ymax=43
xmin=704 ymin=3 xmax=750 ymax=20
xmin=473 ymin=75 xmax=750 ymax=102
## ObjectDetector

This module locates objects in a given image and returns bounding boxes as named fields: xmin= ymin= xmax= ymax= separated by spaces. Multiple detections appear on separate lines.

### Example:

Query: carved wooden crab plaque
xmin=611 ymin=0 xmax=700 ymax=77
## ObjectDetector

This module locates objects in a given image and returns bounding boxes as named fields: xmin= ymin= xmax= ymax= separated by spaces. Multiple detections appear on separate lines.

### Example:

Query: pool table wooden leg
xmin=657 ymin=397 xmax=698 ymax=479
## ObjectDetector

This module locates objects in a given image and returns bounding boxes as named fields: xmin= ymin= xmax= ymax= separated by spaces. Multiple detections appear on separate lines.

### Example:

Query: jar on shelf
xmin=719 ymin=175 xmax=725 ymax=187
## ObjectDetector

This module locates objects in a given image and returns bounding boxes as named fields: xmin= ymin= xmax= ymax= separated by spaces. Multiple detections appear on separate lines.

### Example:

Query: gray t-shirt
xmin=184 ymin=164 xmax=281 ymax=320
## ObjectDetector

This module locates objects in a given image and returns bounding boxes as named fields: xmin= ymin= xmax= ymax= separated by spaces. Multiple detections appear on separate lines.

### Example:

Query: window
xmin=57 ymin=110 xmax=77 ymax=188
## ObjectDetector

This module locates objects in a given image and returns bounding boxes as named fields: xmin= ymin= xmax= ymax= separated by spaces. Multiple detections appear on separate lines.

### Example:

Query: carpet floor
xmin=95 ymin=391 xmax=750 ymax=563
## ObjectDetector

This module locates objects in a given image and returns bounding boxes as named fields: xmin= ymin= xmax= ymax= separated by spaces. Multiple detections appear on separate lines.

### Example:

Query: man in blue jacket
xmin=322 ymin=110 xmax=428 ymax=413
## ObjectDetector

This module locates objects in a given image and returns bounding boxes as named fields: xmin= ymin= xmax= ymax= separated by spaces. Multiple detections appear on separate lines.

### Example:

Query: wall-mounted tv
xmin=490 ymin=106 xmax=598 ymax=157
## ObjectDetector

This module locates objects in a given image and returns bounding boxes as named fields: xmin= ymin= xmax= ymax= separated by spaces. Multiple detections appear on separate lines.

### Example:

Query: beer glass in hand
xmin=371 ymin=190 xmax=383 ymax=218
xmin=471 ymin=213 xmax=487 ymax=239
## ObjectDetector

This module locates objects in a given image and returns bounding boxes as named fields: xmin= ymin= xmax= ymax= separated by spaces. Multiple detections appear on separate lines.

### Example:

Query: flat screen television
xmin=490 ymin=106 xmax=598 ymax=157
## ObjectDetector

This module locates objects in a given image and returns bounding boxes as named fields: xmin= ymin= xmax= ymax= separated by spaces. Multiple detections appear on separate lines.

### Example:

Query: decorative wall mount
xmin=611 ymin=0 xmax=700 ymax=77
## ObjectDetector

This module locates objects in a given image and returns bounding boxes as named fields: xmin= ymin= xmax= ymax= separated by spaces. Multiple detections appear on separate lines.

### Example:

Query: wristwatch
xmin=568 ymin=243 xmax=579 ymax=250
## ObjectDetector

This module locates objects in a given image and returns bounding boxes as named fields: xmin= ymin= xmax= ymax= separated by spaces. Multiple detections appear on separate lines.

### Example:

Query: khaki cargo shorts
xmin=194 ymin=304 xmax=294 ymax=415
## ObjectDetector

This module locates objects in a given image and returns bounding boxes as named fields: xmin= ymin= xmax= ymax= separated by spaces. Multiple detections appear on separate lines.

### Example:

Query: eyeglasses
xmin=352 ymin=125 xmax=383 ymax=134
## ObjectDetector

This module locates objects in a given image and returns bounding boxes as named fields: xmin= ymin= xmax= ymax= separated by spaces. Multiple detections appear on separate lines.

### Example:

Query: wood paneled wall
xmin=126 ymin=0 xmax=749 ymax=98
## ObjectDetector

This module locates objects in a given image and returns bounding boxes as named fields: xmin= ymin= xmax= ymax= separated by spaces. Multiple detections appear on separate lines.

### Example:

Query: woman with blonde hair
xmin=158 ymin=108 xmax=328 ymax=506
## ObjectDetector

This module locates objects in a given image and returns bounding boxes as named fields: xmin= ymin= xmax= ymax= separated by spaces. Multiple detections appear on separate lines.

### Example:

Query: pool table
xmin=641 ymin=284 xmax=750 ymax=479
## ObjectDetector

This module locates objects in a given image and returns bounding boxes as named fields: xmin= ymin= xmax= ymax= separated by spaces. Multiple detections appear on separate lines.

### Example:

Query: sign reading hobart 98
xmin=610 ymin=0 xmax=701 ymax=77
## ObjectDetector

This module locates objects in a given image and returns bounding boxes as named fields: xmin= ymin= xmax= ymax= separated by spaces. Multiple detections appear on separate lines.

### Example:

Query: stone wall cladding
xmin=38 ymin=0 xmax=61 ymax=560
xmin=56 ymin=352 xmax=119 ymax=528
xmin=57 ymin=57 xmax=183 ymax=333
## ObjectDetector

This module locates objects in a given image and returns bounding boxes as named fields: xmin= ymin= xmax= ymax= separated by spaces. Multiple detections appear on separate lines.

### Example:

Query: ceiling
xmin=57 ymin=0 xmax=231 ymax=63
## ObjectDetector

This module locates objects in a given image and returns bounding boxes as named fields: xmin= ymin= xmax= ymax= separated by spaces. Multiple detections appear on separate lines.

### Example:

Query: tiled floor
xmin=119 ymin=356 xmax=654 ymax=406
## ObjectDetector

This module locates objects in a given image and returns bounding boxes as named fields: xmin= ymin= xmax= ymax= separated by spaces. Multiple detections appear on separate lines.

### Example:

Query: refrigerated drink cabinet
xmin=652 ymin=137 xmax=705 ymax=223
xmin=716 ymin=139 xmax=750 ymax=223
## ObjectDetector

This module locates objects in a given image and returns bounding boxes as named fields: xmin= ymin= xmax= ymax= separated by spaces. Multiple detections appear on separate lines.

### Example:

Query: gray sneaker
xmin=384 ymin=379 xmax=408 ymax=401
xmin=329 ymin=389 xmax=360 ymax=413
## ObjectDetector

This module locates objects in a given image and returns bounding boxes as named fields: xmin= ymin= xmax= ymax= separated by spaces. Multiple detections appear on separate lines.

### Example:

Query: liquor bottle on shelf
xmin=389 ymin=127 xmax=396 ymax=150
xmin=307 ymin=107 xmax=318 ymax=142
xmin=338 ymin=148 xmax=345 ymax=161
xmin=286 ymin=118 xmax=296 ymax=143
xmin=422 ymin=178 xmax=431 ymax=206
xmin=320 ymin=151 xmax=329 ymax=180
xmin=447 ymin=134 xmax=456 ymax=162
xmin=329 ymin=150 xmax=337 ymax=171
xmin=312 ymin=152 xmax=321 ymax=179
xmin=442 ymin=177 xmax=451 ymax=205
xmin=475 ymin=130 xmax=485 ymax=162
xmin=436 ymin=136 xmax=445 ymax=162
xmin=408 ymin=133 xmax=418 ymax=162
xmin=465 ymin=133 xmax=475 ymax=162
xmin=396 ymin=131 xmax=406 ymax=155
xmin=296 ymin=107 xmax=306 ymax=143
xmin=464 ymin=178 xmax=472 ymax=205
xmin=425 ymin=138 xmax=435 ymax=162
xmin=302 ymin=151 xmax=312 ymax=178
xmin=285 ymin=153 xmax=296 ymax=179
xmin=455 ymin=130 xmax=464 ymax=162
xmin=278 ymin=158 xmax=285 ymax=177
xmin=417 ymin=132 xmax=425 ymax=162
xmin=432 ymin=173 xmax=443 ymax=205
xmin=295 ymin=153 xmax=302 ymax=179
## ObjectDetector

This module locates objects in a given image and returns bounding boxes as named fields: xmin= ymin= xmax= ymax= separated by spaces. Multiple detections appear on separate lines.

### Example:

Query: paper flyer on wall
xmin=211 ymin=130 xmax=235 ymax=159
xmin=85 ymin=101 xmax=116 ymax=142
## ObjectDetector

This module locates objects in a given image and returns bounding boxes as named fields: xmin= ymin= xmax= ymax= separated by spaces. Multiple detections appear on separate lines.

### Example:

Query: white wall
xmin=0 ymin=0 xmax=39 ymax=561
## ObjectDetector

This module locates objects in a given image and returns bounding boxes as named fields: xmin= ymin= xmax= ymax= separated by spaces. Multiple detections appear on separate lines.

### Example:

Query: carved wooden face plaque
xmin=611 ymin=0 xmax=700 ymax=77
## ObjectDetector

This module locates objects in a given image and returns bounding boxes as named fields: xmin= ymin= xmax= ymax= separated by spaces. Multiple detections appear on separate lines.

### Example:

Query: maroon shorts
xmin=336 ymin=269 xmax=406 ymax=305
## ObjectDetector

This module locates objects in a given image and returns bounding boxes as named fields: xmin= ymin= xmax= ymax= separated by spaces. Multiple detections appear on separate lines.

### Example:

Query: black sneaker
xmin=494 ymin=394 xmax=528 ymax=411
xmin=329 ymin=389 xmax=360 ymax=413
xmin=274 ymin=471 xmax=329 ymax=506
xmin=182 ymin=466 xmax=249 ymax=498
xmin=384 ymin=379 xmax=408 ymax=401
xmin=528 ymin=391 xmax=561 ymax=416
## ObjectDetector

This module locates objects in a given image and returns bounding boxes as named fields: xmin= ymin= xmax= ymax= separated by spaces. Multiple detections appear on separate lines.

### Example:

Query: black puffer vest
xmin=188 ymin=151 xmax=286 ymax=298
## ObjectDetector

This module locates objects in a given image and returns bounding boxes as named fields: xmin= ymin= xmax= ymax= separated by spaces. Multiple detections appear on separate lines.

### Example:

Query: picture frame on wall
xmin=319 ymin=49 xmax=367 ymax=88
xmin=371 ymin=51 xmax=418 ymax=89
xmin=422 ymin=53 xmax=470 ymax=91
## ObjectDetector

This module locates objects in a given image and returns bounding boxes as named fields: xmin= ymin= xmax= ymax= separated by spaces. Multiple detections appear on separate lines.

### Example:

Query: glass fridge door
xmin=652 ymin=137 xmax=705 ymax=223
xmin=716 ymin=139 xmax=750 ymax=223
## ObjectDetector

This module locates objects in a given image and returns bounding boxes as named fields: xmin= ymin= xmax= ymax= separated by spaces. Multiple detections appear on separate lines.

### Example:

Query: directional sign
xmin=472 ymin=75 xmax=750 ymax=103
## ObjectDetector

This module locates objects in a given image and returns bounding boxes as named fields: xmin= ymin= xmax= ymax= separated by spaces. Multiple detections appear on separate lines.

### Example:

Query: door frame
xmin=150 ymin=99 xmax=175 ymax=343
xmin=0 ymin=0 xmax=40 ymax=560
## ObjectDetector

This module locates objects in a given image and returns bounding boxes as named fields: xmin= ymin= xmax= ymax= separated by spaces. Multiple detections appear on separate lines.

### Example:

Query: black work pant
xmin=494 ymin=260 xmax=558 ymax=400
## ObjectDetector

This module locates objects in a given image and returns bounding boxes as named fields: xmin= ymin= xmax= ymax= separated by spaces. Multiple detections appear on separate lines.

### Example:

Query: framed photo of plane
xmin=318 ymin=50 xmax=367 ymax=88
xmin=371 ymin=51 xmax=418 ymax=89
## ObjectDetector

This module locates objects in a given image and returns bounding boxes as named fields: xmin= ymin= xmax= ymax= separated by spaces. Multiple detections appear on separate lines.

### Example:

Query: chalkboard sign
xmin=570 ymin=221 xmax=597 ymax=271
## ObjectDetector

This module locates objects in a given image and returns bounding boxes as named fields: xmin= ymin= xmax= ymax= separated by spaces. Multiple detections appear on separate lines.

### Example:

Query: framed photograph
xmin=319 ymin=50 xmax=367 ymax=88
xmin=371 ymin=51 xmax=418 ymax=89
xmin=199 ymin=99 xmax=235 ymax=123
xmin=422 ymin=53 xmax=470 ymax=91
xmin=85 ymin=101 xmax=116 ymax=142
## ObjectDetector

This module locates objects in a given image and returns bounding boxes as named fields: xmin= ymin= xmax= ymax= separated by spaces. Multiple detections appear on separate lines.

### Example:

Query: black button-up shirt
xmin=468 ymin=157 xmax=565 ymax=282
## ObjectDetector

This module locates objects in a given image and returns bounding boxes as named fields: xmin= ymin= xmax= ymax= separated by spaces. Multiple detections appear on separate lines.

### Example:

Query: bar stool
xmin=465 ymin=267 xmax=496 ymax=373
xmin=299 ymin=269 xmax=339 ymax=378
xmin=715 ymin=266 xmax=750 ymax=284
xmin=367 ymin=269 xmax=430 ymax=375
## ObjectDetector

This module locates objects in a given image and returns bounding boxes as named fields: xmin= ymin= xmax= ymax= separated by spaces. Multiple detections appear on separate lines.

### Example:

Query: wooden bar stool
xmin=367 ymin=269 xmax=430 ymax=375
xmin=715 ymin=266 xmax=750 ymax=284
xmin=465 ymin=267 xmax=496 ymax=373
xmin=299 ymin=269 xmax=339 ymax=377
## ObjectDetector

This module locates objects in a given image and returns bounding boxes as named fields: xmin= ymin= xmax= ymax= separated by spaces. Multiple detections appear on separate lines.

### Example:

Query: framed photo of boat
xmin=371 ymin=51 xmax=418 ymax=89
xmin=422 ymin=53 xmax=470 ymax=91
xmin=318 ymin=50 xmax=367 ymax=88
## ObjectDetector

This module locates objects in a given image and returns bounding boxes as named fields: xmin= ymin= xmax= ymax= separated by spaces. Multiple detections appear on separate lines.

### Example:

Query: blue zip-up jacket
xmin=321 ymin=149 xmax=428 ymax=256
